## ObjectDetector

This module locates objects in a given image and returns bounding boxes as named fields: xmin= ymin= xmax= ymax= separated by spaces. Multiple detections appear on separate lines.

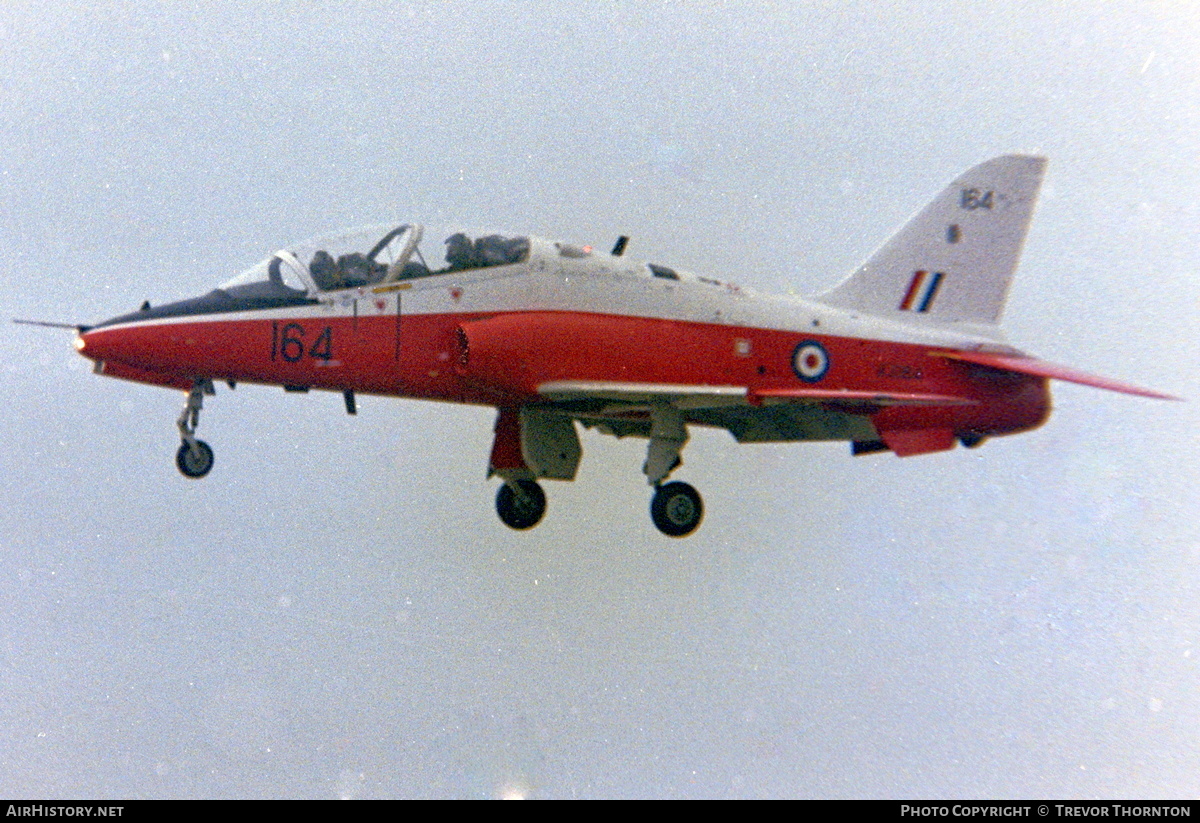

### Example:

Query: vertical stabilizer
xmin=815 ymin=155 xmax=1046 ymax=326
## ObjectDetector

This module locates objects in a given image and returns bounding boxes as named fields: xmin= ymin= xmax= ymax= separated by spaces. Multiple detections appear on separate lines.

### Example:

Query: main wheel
xmin=176 ymin=439 xmax=214 ymax=479
xmin=496 ymin=480 xmax=547 ymax=530
xmin=650 ymin=481 xmax=703 ymax=537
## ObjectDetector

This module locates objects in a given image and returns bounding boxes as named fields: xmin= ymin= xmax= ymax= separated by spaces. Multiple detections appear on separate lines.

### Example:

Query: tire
xmin=650 ymin=481 xmax=703 ymax=537
xmin=496 ymin=480 xmax=547 ymax=530
xmin=176 ymin=440 xmax=214 ymax=479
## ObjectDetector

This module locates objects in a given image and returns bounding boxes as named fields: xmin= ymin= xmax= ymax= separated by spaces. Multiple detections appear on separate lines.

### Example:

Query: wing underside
xmin=536 ymin=380 xmax=975 ymax=444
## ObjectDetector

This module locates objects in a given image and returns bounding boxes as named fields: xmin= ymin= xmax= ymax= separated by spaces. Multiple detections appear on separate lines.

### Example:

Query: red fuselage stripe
xmin=77 ymin=308 xmax=1052 ymax=439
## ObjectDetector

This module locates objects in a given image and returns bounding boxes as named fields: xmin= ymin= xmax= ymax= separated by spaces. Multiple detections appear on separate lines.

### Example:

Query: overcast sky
xmin=1 ymin=1 xmax=1198 ymax=798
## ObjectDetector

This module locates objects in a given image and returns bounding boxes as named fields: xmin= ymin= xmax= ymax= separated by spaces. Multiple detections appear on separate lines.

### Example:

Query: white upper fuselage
xmin=96 ymin=233 xmax=1015 ymax=353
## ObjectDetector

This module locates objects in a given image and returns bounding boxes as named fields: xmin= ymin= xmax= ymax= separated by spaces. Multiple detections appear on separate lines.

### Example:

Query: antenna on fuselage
xmin=611 ymin=236 xmax=629 ymax=256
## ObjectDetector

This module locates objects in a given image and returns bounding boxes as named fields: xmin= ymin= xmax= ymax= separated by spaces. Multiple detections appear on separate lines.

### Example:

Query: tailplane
xmin=815 ymin=155 xmax=1046 ymax=327
xmin=932 ymin=350 xmax=1182 ymax=401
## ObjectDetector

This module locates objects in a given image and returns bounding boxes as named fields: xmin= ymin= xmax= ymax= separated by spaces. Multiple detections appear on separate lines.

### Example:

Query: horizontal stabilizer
xmin=933 ymin=351 xmax=1181 ymax=400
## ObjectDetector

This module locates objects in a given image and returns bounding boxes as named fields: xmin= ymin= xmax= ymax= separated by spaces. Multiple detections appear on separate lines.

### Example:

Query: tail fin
xmin=815 ymin=155 xmax=1046 ymax=327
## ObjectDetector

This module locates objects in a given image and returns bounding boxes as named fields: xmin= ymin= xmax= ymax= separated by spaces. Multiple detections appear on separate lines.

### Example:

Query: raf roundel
xmin=792 ymin=340 xmax=830 ymax=382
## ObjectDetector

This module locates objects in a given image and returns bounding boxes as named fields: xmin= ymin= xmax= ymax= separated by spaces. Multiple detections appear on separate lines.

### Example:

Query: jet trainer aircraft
xmin=41 ymin=156 xmax=1177 ymax=536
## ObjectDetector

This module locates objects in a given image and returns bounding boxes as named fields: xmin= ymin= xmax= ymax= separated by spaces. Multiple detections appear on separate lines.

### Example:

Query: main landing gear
xmin=641 ymin=402 xmax=703 ymax=537
xmin=175 ymin=380 xmax=215 ymax=479
xmin=490 ymin=402 xmax=706 ymax=538
xmin=495 ymin=479 xmax=547 ymax=530
xmin=650 ymin=481 xmax=704 ymax=538
xmin=493 ymin=474 xmax=704 ymax=538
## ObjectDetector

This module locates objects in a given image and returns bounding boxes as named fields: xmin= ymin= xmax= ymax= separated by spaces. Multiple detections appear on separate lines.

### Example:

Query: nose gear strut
xmin=175 ymin=379 xmax=215 ymax=478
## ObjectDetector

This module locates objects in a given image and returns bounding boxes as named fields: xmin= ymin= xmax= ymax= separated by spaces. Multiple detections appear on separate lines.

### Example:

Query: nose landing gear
xmin=176 ymin=439 xmax=214 ymax=478
xmin=175 ymin=380 xmax=215 ymax=479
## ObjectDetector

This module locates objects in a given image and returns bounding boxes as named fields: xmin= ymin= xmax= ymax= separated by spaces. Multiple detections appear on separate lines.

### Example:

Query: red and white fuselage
xmin=76 ymin=236 xmax=1052 ymax=451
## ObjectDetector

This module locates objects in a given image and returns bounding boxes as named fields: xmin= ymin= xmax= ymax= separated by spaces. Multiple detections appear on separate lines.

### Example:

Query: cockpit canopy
xmin=221 ymin=223 xmax=531 ymax=295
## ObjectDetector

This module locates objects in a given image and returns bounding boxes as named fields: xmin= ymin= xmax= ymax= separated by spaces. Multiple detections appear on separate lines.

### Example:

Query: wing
xmin=748 ymin=387 xmax=978 ymax=407
xmin=539 ymin=380 xmax=976 ymax=409
xmin=537 ymin=379 xmax=977 ymax=444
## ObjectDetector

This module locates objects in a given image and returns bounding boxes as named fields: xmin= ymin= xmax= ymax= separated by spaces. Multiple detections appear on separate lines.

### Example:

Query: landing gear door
xmin=520 ymin=408 xmax=582 ymax=481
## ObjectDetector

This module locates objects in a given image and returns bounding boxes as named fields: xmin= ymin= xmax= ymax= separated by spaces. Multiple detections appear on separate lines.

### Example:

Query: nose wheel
xmin=176 ymin=439 xmax=214 ymax=478
xmin=175 ymin=380 xmax=216 ymax=479
xmin=650 ymin=481 xmax=704 ymax=537
xmin=496 ymin=479 xmax=547 ymax=530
